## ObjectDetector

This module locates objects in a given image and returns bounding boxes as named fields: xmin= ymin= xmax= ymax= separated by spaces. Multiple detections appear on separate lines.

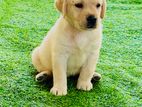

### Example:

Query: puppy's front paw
xmin=77 ymin=81 xmax=93 ymax=91
xmin=50 ymin=86 xmax=67 ymax=96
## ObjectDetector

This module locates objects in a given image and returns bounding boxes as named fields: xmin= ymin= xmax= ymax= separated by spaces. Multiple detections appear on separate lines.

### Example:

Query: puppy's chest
xmin=67 ymin=49 xmax=88 ymax=75
xmin=66 ymin=33 xmax=98 ymax=75
xmin=72 ymin=32 xmax=95 ymax=51
xmin=68 ymin=31 xmax=99 ymax=61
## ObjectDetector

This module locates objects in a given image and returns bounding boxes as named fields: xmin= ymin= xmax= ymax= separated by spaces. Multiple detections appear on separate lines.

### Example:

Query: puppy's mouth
xmin=83 ymin=24 xmax=97 ymax=30
xmin=86 ymin=24 xmax=96 ymax=29
xmin=73 ymin=21 xmax=97 ymax=31
xmin=78 ymin=24 xmax=97 ymax=31
xmin=86 ymin=21 xmax=97 ymax=29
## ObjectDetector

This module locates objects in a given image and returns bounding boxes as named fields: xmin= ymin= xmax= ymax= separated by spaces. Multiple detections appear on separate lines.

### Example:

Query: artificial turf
xmin=0 ymin=0 xmax=142 ymax=106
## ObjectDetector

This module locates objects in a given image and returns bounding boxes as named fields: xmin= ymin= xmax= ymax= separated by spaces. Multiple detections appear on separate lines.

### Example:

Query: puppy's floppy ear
xmin=100 ymin=0 xmax=107 ymax=19
xmin=55 ymin=0 xmax=67 ymax=16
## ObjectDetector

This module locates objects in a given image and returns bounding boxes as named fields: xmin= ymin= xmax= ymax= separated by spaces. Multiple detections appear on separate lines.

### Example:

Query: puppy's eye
xmin=96 ymin=3 xmax=101 ymax=8
xmin=75 ymin=3 xmax=83 ymax=9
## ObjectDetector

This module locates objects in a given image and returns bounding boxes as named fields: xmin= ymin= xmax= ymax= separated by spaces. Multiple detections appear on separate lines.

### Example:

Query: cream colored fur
xmin=32 ymin=0 xmax=106 ymax=96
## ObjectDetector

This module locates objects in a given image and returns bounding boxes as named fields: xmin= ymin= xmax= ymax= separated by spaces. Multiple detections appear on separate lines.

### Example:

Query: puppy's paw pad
xmin=36 ymin=73 xmax=48 ymax=82
xmin=77 ymin=81 xmax=92 ymax=91
xmin=91 ymin=73 xmax=101 ymax=82
xmin=50 ymin=87 xmax=67 ymax=96
xmin=93 ymin=76 xmax=101 ymax=81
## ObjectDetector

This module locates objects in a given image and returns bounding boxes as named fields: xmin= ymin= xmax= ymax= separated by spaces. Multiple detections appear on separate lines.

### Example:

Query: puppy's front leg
xmin=50 ymin=54 xmax=68 ymax=96
xmin=77 ymin=51 xmax=101 ymax=91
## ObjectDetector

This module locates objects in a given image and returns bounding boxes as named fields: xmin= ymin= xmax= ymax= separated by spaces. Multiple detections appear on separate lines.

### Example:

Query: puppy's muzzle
xmin=86 ymin=15 xmax=97 ymax=29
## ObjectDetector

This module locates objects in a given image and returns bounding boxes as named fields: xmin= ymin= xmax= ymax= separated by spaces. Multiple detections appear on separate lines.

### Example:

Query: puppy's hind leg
xmin=91 ymin=72 xmax=101 ymax=82
xmin=32 ymin=47 xmax=51 ymax=82
xmin=36 ymin=71 xmax=52 ymax=82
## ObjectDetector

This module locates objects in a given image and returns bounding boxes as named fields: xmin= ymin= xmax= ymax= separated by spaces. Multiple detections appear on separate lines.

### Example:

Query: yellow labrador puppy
xmin=32 ymin=0 xmax=106 ymax=96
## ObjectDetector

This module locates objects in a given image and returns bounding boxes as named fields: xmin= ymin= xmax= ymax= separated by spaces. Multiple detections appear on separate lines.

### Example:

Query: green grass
xmin=0 ymin=0 xmax=142 ymax=106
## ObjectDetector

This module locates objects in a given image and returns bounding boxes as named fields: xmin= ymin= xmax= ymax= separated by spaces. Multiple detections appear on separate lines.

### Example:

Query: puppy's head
xmin=55 ymin=0 xmax=107 ymax=30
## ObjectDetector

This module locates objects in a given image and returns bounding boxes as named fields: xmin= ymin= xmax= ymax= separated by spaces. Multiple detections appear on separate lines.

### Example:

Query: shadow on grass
xmin=31 ymin=69 xmax=101 ymax=93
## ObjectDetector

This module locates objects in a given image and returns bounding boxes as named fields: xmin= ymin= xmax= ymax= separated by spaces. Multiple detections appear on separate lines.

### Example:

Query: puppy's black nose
xmin=87 ymin=15 xmax=97 ymax=28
